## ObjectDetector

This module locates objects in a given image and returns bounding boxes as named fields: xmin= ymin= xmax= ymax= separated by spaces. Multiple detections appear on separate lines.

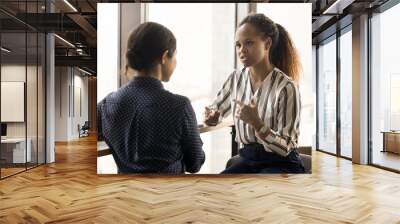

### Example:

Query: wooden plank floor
xmin=1 ymin=167 xmax=26 ymax=178
xmin=1 ymin=163 xmax=46 ymax=178
xmin=1 ymin=135 xmax=400 ymax=223
xmin=373 ymin=151 xmax=400 ymax=171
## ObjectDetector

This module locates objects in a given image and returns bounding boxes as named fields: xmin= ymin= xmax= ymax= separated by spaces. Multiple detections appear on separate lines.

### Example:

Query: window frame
xmin=315 ymin=24 xmax=353 ymax=161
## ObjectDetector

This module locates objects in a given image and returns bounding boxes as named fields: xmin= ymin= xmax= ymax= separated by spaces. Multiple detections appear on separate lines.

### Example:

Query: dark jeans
xmin=221 ymin=143 xmax=305 ymax=174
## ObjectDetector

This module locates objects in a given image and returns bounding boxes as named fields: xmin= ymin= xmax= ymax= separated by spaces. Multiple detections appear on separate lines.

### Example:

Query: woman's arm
xmin=205 ymin=71 xmax=236 ymax=125
xmin=255 ymin=82 xmax=301 ymax=156
xmin=234 ymin=81 xmax=300 ymax=156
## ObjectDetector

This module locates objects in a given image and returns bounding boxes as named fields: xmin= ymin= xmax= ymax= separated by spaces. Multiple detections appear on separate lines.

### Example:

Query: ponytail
xmin=239 ymin=14 xmax=301 ymax=82
xmin=270 ymin=24 xmax=301 ymax=82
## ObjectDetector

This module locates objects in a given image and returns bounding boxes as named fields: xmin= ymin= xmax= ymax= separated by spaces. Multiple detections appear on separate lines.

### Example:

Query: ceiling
xmin=0 ymin=0 xmax=97 ymax=75
xmin=0 ymin=0 xmax=393 ymax=76
xmin=311 ymin=0 xmax=390 ymax=43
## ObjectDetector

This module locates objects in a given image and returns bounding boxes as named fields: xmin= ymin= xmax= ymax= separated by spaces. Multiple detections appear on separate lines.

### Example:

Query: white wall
xmin=1 ymin=63 xmax=46 ymax=164
xmin=55 ymin=67 xmax=68 ymax=141
xmin=72 ymin=73 xmax=89 ymax=138
xmin=1 ymin=65 xmax=33 ymax=138
xmin=55 ymin=67 xmax=89 ymax=141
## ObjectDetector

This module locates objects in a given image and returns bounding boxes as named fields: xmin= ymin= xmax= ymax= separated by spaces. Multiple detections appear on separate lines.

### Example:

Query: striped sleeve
xmin=209 ymin=71 xmax=235 ymax=122
xmin=257 ymin=81 xmax=301 ymax=156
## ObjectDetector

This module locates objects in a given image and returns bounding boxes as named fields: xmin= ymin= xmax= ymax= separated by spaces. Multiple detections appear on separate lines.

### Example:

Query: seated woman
xmin=204 ymin=14 xmax=305 ymax=174
xmin=97 ymin=22 xmax=205 ymax=174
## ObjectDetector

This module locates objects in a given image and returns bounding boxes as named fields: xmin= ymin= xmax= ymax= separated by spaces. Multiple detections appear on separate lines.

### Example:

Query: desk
xmin=1 ymin=138 xmax=31 ymax=163
xmin=381 ymin=131 xmax=400 ymax=154
xmin=97 ymin=141 xmax=111 ymax=157
xmin=97 ymin=120 xmax=236 ymax=157
xmin=199 ymin=120 xmax=237 ymax=156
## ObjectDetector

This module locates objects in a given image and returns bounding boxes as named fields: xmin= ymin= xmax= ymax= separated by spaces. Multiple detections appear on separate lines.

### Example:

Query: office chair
xmin=79 ymin=121 xmax=90 ymax=138
xmin=225 ymin=146 xmax=312 ymax=173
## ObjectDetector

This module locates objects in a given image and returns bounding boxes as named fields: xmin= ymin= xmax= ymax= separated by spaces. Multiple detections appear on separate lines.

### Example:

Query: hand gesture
xmin=234 ymin=99 xmax=263 ymax=130
xmin=203 ymin=107 xmax=220 ymax=126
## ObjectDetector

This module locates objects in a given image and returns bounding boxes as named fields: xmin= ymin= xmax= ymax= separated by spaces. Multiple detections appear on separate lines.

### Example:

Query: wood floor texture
xmin=1 ymin=135 xmax=400 ymax=223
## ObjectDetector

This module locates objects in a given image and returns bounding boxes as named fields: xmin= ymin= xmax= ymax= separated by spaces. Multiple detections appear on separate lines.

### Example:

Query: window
xmin=97 ymin=3 xmax=119 ymax=103
xmin=147 ymin=3 xmax=236 ymax=173
xmin=390 ymin=74 xmax=400 ymax=130
xmin=0 ymin=1 xmax=46 ymax=179
xmin=371 ymin=3 xmax=400 ymax=171
xmin=317 ymin=36 xmax=337 ymax=154
xmin=339 ymin=28 xmax=352 ymax=158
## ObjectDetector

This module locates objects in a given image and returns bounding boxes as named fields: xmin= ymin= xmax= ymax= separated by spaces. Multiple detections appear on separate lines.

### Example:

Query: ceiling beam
xmin=55 ymin=55 xmax=96 ymax=70
xmin=312 ymin=15 xmax=335 ymax=33
xmin=322 ymin=0 xmax=356 ymax=14
xmin=66 ymin=13 xmax=97 ymax=44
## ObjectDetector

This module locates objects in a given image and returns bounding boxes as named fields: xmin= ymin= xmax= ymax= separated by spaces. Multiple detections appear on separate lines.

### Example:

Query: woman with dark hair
xmin=98 ymin=22 xmax=205 ymax=174
xmin=204 ymin=14 xmax=305 ymax=173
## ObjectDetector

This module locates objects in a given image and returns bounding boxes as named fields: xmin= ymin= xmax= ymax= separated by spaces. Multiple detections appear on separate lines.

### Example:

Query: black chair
xmin=225 ymin=146 xmax=312 ymax=173
xmin=79 ymin=121 xmax=90 ymax=138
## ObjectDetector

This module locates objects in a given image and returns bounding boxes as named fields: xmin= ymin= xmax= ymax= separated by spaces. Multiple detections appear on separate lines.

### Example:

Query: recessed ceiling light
xmin=63 ymin=0 xmax=78 ymax=12
xmin=54 ymin=34 xmax=75 ymax=48
xmin=322 ymin=0 xmax=354 ymax=15
xmin=1 ymin=47 xmax=11 ymax=53
xmin=78 ymin=67 xmax=92 ymax=76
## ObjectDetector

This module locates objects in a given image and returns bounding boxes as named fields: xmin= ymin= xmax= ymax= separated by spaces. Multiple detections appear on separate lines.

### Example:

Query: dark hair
xmin=239 ymin=13 xmax=301 ymax=82
xmin=126 ymin=22 xmax=176 ymax=72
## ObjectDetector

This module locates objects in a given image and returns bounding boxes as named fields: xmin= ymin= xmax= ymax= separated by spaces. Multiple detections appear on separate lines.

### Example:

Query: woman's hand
xmin=234 ymin=99 xmax=263 ymax=131
xmin=203 ymin=107 xmax=220 ymax=126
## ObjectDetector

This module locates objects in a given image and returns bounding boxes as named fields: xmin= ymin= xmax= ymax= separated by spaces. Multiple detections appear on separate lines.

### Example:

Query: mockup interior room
xmin=0 ymin=0 xmax=97 ymax=179
xmin=1 ymin=1 xmax=400 ymax=223
xmin=0 ymin=29 xmax=46 ymax=178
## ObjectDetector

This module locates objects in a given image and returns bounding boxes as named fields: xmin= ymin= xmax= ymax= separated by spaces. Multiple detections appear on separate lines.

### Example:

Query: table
xmin=97 ymin=120 xmax=236 ymax=157
xmin=97 ymin=141 xmax=111 ymax=157
xmin=199 ymin=120 xmax=237 ymax=156
xmin=1 ymin=138 xmax=32 ymax=164
xmin=381 ymin=131 xmax=400 ymax=154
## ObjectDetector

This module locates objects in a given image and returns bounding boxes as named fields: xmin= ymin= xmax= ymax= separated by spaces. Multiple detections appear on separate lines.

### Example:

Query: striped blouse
xmin=209 ymin=67 xmax=301 ymax=157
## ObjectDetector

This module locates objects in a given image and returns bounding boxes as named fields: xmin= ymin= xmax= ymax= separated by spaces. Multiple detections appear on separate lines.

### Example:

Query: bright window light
xmin=147 ymin=3 xmax=236 ymax=173
xmin=97 ymin=3 xmax=119 ymax=103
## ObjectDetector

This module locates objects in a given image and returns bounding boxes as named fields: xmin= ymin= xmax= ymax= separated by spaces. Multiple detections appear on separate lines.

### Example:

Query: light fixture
xmin=63 ymin=0 xmax=78 ymax=12
xmin=78 ymin=67 xmax=93 ymax=76
xmin=322 ymin=0 xmax=354 ymax=15
xmin=54 ymin=34 xmax=75 ymax=48
xmin=76 ymin=48 xmax=87 ymax=56
xmin=1 ymin=47 xmax=11 ymax=53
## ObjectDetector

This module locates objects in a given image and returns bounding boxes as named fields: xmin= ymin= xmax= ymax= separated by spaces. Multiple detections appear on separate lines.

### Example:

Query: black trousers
xmin=221 ymin=143 xmax=305 ymax=174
